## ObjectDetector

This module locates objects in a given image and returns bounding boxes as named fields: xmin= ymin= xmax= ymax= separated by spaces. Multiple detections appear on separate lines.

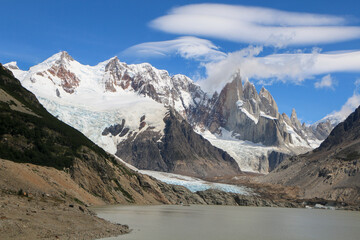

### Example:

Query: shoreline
xmin=0 ymin=192 xmax=130 ymax=240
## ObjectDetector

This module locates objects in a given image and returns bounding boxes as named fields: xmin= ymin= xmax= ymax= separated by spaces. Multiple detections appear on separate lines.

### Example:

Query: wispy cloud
xmin=123 ymin=36 xmax=227 ymax=62
xmin=198 ymin=48 xmax=360 ymax=92
xmin=150 ymin=4 xmax=360 ymax=47
xmin=314 ymin=74 xmax=336 ymax=89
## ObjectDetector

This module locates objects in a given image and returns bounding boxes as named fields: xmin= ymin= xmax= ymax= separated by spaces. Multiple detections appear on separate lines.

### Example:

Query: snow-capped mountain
xmin=4 ymin=51 xmax=333 ymax=173
xmin=4 ymin=52 xmax=240 ymax=178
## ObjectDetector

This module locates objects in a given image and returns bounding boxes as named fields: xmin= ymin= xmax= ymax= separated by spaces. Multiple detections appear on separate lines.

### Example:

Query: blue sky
xmin=1 ymin=0 xmax=360 ymax=123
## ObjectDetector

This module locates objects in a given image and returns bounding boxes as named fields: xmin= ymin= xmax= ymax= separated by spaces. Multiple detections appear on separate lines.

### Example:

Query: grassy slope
xmin=0 ymin=64 xmax=108 ymax=169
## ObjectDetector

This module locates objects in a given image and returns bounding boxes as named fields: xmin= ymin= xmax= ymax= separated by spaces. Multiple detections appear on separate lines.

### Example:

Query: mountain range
xmin=5 ymin=51 xmax=337 ymax=175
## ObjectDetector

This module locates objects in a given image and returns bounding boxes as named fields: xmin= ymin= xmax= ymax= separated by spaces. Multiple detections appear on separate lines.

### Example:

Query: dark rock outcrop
xmin=116 ymin=109 xmax=241 ymax=178
xmin=102 ymin=119 xmax=126 ymax=136
xmin=267 ymin=151 xmax=290 ymax=172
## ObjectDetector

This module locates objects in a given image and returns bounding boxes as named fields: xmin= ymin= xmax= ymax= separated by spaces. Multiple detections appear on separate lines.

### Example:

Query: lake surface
xmin=93 ymin=205 xmax=360 ymax=240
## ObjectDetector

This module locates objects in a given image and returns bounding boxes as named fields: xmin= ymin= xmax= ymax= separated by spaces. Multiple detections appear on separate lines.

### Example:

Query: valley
xmin=1 ymin=50 xmax=359 ymax=239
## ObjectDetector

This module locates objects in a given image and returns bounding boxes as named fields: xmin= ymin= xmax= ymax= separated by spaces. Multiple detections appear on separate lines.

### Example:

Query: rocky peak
xmin=259 ymin=87 xmax=279 ymax=117
xmin=290 ymin=108 xmax=302 ymax=129
xmin=282 ymin=113 xmax=292 ymax=126
xmin=105 ymin=56 xmax=124 ymax=72
xmin=243 ymin=79 xmax=259 ymax=101
xmin=55 ymin=51 xmax=74 ymax=66
xmin=232 ymin=70 xmax=243 ymax=99
xmin=103 ymin=57 xmax=134 ymax=92
xmin=4 ymin=62 xmax=19 ymax=70
xmin=259 ymin=87 xmax=273 ymax=104
xmin=45 ymin=52 xmax=79 ymax=94
xmin=219 ymin=73 xmax=244 ymax=109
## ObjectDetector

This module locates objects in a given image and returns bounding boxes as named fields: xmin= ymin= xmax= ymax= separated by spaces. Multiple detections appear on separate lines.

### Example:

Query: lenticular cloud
xmin=150 ymin=4 xmax=360 ymax=47
xmin=123 ymin=36 xmax=227 ymax=62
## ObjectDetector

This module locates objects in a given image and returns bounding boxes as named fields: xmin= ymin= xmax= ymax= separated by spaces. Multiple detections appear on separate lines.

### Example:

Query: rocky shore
xmin=0 ymin=193 xmax=130 ymax=240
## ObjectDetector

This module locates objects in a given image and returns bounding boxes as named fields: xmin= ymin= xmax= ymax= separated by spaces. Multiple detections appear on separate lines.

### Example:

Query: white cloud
xmin=315 ymin=74 xmax=336 ymax=89
xmin=123 ymin=36 xmax=227 ymax=62
xmin=150 ymin=4 xmax=360 ymax=47
xmin=199 ymin=48 xmax=360 ymax=92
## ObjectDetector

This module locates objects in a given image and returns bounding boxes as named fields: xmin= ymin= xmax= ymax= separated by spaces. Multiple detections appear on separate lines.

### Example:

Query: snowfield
xmin=196 ymin=128 xmax=276 ymax=172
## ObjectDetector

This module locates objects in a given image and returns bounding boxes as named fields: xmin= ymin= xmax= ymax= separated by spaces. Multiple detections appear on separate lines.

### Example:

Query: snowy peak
xmin=103 ymin=56 xmax=130 ymax=92
xmin=41 ymin=52 xmax=79 ymax=94
xmin=57 ymin=51 xmax=74 ymax=63
xmin=4 ymin=61 xmax=19 ymax=70
xmin=39 ymin=51 xmax=74 ymax=68
xmin=5 ymin=51 xmax=204 ymax=117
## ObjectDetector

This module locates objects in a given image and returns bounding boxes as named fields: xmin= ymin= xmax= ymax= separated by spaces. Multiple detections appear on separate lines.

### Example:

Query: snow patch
xmin=240 ymin=107 xmax=258 ymax=124
xmin=260 ymin=111 xmax=277 ymax=120
xmin=197 ymin=128 xmax=275 ymax=173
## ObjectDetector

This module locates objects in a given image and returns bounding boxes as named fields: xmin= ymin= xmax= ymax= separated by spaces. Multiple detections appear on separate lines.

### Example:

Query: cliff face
xmin=116 ymin=110 xmax=241 ymax=178
xmin=203 ymin=72 xmax=293 ymax=146
xmin=261 ymin=105 xmax=360 ymax=204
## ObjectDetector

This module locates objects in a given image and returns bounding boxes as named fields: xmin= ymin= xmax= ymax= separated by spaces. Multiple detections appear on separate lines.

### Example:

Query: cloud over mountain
xmin=123 ymin=36 xmax=227 ymax=62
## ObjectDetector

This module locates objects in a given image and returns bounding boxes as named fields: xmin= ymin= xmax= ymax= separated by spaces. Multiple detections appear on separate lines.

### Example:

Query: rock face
xmin=261 ymin=105 xmax=360 ymax=204
xmin=201 ymin=72 xmax=323 ymax=148
xmin=116 ymin=110 xmax=241 ymax=178
xmin=101 ymin=56 xmax=204 ymax=116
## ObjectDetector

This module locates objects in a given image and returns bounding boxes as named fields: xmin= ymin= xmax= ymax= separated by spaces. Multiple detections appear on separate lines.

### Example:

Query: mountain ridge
xmin=5 ymin=51 xmax=336 ymax=173
xmin=261 ymin=105 xmax=360 ymax=204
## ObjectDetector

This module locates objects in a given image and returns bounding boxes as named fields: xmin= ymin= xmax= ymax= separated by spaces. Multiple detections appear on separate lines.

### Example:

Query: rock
xmin=261 ymin=106 xmax=360 ymax=204
xmin=102 ymin=120 xmax=125 ymax=136
xmin=116 ymin=109 xmax=241 ymax=178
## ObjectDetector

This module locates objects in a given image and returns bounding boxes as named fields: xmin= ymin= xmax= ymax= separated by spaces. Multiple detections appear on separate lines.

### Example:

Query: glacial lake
xmin=94 ymin=205 xmax=360 ymax=240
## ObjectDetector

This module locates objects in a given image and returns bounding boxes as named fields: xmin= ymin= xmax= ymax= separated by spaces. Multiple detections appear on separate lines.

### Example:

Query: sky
xmin=1 ymin=0 xmax=360 ymax=123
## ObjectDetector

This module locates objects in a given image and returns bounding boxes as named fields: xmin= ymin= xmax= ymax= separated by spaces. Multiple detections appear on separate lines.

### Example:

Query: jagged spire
xmin=290 ymin=108 xmax=302 ymax=129
xmin=291 ymin=108 xmax=297 ymax=120
xmin=259 ymin=86 xmax=279 ymax=117
xmin=243 ymin=79 xmax=258 ymax=100
xmin=227 ymin=69 xmax=243 ymax=100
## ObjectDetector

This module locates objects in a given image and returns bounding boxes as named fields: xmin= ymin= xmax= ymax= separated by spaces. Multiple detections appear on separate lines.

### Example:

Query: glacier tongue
xmin=140 ymin=170 xmax=252 ymax=195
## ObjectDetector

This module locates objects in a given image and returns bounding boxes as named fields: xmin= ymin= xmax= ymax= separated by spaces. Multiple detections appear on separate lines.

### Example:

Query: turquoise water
xmin=93 ymin=205 xmax=360 ymax=240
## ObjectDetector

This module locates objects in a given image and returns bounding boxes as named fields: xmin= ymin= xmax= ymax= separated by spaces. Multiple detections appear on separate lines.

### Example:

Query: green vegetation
xmin=0 ymin=65 xmax=108 ymax=170
xmin=113 ymin=179 xmax=134 ymax=202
